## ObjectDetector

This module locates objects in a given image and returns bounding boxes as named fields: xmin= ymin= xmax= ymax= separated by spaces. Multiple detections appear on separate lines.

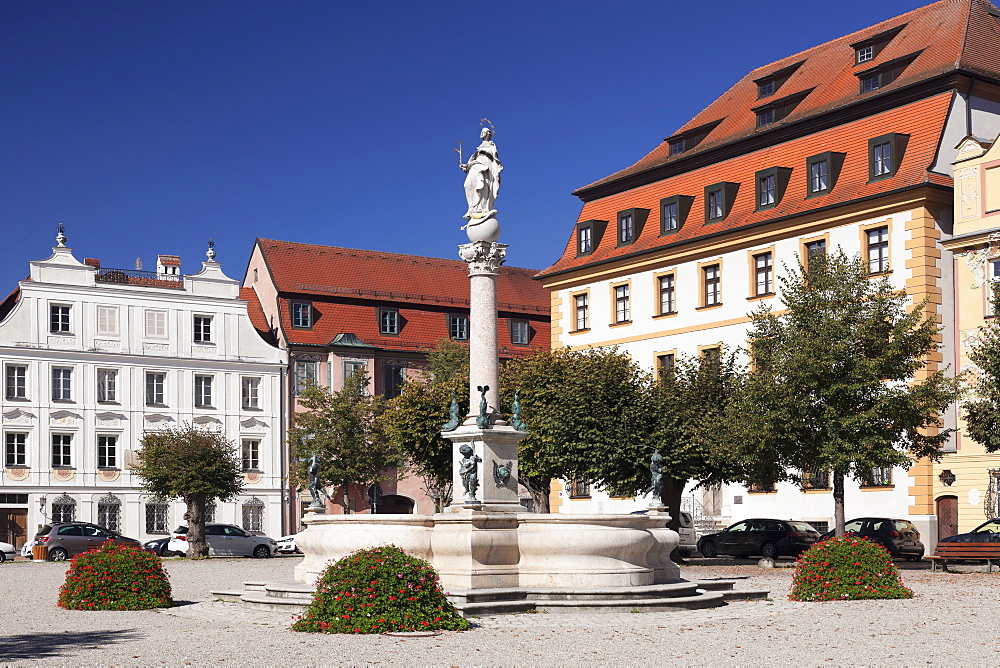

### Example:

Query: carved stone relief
xmin=143 ymin=414 xmax=175 ymax=429
xmin=49 ymin=411 xmax=82 ymax=427
xmin=4 ymin=467 xmax=29 ymax=482
xmin=239 ymin=417 xmax=268 ymax=432
xmin=2 ymin=408 xmax=35 ymax=425
xmin=956 ymin=165 xmax=980 ymax=220
xmin=95 ymin=412 xmax=125 ymax=428
xmin=144 ymin=343 xmax=169 ymax=353
xmin=47 ymin=336 xmax=76 ymax=347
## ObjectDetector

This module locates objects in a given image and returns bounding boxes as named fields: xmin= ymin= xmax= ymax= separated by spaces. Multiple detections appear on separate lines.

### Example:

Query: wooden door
xmin=937 ymin=495 xmax=958 ymax=541
xmin=0 ymin=509 xmax=28 ymax=548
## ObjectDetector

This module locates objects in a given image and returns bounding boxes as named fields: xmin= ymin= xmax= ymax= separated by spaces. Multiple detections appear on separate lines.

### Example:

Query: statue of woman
xmin=460 ymin=127 xmax=502 ymax=227
xmin=645 ymin=451 xmax=664 ymax=499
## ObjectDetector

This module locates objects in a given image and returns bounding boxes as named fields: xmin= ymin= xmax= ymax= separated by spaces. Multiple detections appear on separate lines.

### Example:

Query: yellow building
xmin=938 ymin=135 xmax=1000 ymax=538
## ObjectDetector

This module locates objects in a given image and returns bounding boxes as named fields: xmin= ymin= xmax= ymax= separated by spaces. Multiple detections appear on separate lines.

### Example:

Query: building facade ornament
xmin=458 ymin=240 xmax=507 ymax=276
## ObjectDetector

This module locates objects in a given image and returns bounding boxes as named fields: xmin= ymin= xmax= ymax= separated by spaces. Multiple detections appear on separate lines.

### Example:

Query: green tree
xmin=383 ymin=341 xmax=469 ymax=511
xmin=290 ymin=373 xmax=402 ymax=514
xmin=964 ymin=281 xmax=1000 ymax=451
xmin=135 ymin=424 xmax=243 ymax=557
xmin=500 ymin=347 xmax=648 ymax=512
xmin=745 ymin=250 xmax=960 ymax=535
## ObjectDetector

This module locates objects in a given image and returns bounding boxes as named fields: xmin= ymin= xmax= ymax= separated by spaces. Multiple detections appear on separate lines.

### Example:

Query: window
xmin=754 ymin=253 xmax=773 ymax=296
xmin=618 ymin=214 xmax=634 ymax=245
xmin=242 ymin=439 xmax=260 ymax=471
xmin=145 ymin=372 xmax=165 ymax=405
xmin=567 ymin=478 xmax=591 ymax=498
xmin=810 ymin=159 xmax=828 ymax=193
xmin=241 ymin=377 xmax=261 ymax=410
xmin=578 ymin=226 xmax=592 ymax=255
xmin=756 ymin=108 xmax=775 ymax=127
xmin=574 ymin=294 xmax=589 ymax=331
xmin=205 ymin=501 xmax=216 ymax=523
xmin=379 ymin=309 xmax=400 ymax=335
xmin=758 ymin=174 xmax=775 ymax=208
xmin=194 ymin=375 xmax=214 ymax=408
xmin=145 ymin=310 xmax=166 ymax=338
xmin=802 ymin=467 xmax=830 ymax=489
xmin=294 ymin=360 xmax=318 ymax=394
xmin=662 ymin=201 xmax=678 ymax=233
xmin=5 ymin=365 xmax=26 ymax=399
xmin=658 ymin=274 xmax=676 ymax=314
xmin=657 ymin=353 xmax=675 ymax=377
xmin=866 ymin=226 xmax=889 ymax=273
xmin=52 ymin=367 xmax=72 ymax=401
xmin=869 ymin=133 xmax=908 ymax=182
xmin=52 ymin=434 xmax=72 ymax=467
xmin=449 ymin=315 xmax=469 ymax=340
xmin=344 ymin=361 xmax=365 ymax=382
xmin=753 ymin=61 xmax=803 ymax=100
xmin=97 ymin=369 xmax=117 ymax=403
xmin=668 ymin=139 xmax=685 ymax=156
xmin=97 ymin=495 xmax=121 ymax=533
xmin=805 ymin=240 xmax=827 ymax=272
xmin=856 ymin=51 xmax=920 ymax=94
xmin=747 ymin=481 xmax=776 ymax=493
xmin=50 ymin=304 xmax=71 ymax=333
xmin=703 ymin=265 xmax=721 ymax=306
xmin=614 ymin=285 xmax=630 ymax=323
xmin=291 ymin=302 xmax=313 ymax=328
xmin=98 ymin=435 xmax=118 ymax=468
xmin=659 ymin=195 xmax=692 ymax=235
xmin=861 ymin=467 xmax=892 ymax=487
xmin=856 ymin=45 xmax=873 ymax=63
xmin=52 ymin=495 xmax=77 ymax=523
xmin=193 ymin=316 xmax=213 ymax=343
xmin=4 ymin=433 xmax=26 ymax=467
xmin=382 ymin=364 xmax=406 ymax=399
xmin=96 ymin=306 xmax=118 ymax=335
xmin=705 ymin=182 xmax=738 ymax=222
xmin=242 ymin=498 xmax=264 ymax=533
xmin=757 ymin=80 xmax=774 ymax=98
xmin=510 ymin=319 xmax=530 ymax=346
xmin=860 ymin=73 xmax=880 ymax=93
xmin=145 ymin=502 xmax=168 ymax=533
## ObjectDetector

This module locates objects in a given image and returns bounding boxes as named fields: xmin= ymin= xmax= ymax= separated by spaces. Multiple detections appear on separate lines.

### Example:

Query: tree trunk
xmin=183 ymin=493 xmax=209 ymax=558
xmin=833 ymin=470 xmax=846 ymax=537
xmin=662 ymin=477 xmax=686 ymax=563
xmin=519 ymin=476 xmax=550 ymax=513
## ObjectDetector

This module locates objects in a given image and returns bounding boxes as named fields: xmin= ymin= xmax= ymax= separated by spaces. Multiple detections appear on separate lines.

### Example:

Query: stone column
xmin=458 ymin=240 xmax=506 ymax=423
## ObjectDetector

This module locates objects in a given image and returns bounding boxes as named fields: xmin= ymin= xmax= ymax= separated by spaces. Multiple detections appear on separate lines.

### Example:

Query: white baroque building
xmin=0 ymin=231 xmax=287 ymax=548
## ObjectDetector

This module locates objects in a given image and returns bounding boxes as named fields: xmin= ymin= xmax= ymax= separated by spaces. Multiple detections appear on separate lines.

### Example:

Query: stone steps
xmin=214 ymin=577 xmax=770 ymax=617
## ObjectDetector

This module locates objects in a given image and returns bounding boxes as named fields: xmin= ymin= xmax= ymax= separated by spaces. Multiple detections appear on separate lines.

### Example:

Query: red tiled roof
xmin=579 ymin=0 xmax=999 ymax=193
xmin=257 ymin=239 xmax=551 ymax=353
xmin=539 ymin=93 xmax=953 ymax=277
xmin=158 ymin=255 xmax=181 ymax=266
xmin=239 ymin=286 xmax=278 ymax=346
xmin=0 ymin=286 xmax=20 ymax=322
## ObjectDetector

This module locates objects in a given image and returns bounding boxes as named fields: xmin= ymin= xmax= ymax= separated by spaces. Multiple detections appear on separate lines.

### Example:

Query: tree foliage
xmin=135 ymin=424 xmax=243 ymax=557
xmin=964 ymin=281 xmax=1000 ymax=451
xmin=500 ymin=347 xmax=648 ymax=512
xmin=744 ymin=250 xmax=960 ymax=534
xmin=384 ymin=340 xmax=469 ymax=511
xmin=290 ymin=373 xmax=402 ymax=513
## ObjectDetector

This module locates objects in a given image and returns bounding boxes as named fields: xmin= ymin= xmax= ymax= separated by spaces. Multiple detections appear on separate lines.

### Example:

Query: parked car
xmin=939 ymin=518 xmax=1000 ymax=543
xmin=21 ymin=541 xmax=34 ymax=558
xmin=0 ymin=541 xmax=15 ymax=563
xmin=698 ymin=518 xmax=820 ymax=559
xmin=34 ymin=522 xmax=142 ymax=562
xmin=143 ymin=536 xmax=180 ymax=557
xmin=275 ymin=535 xmax=301 ymax=554
xmin=168 ymin=523 xmax=276 ymax=558
xmin=819 ymin=517 xmax=925 ymax=561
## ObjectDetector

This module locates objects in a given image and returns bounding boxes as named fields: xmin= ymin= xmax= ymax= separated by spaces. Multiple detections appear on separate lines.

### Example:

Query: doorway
xmin=0 ymin=508 xmax=28 ymax=548
xmin=936 ymin=495 xmax=958 ymax=542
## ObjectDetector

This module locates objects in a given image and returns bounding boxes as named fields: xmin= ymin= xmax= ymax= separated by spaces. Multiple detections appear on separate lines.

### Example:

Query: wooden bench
xmin=925 ymin=542 xmax=1000 ymax=572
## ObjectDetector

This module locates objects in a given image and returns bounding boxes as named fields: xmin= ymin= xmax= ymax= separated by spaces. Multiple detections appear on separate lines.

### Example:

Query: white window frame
xmin=241 ymin=377 xmax=261 ymax=410
xmin=510 ymin=319 xmax=530 ymax=345
xmin=145 ymin=310 xmax=167 ymax=338
xmin=50 ymin=304 xmax=71 ymax=334
xmin=295 ymin=361 xmax=318 ymax=394
xmin=52 ymin=367 xmax=73 ymax=401
xmin=379 ymin=309 xmax=400 ymax=335
xmin=145 ymin=502 xmax=169 ymax=534
xmin=146 ymin=372 xmax=166 ymax=405
xmin=52 ymin=433 xmax=72 ymax=468
xmin=5 ymin=364 xmax=26 ymax=400
xmin=193 ymin=315 xmax=213 ymax=344
xmin=754 ymin=253 xmax=773 ymax=296
xmin=866 ymin=226 xmax=889 ymax=274
xmin=810 ymin=160 xmax=828 ymax=193
xmin=4 ymin=432 xmax=27 ymax=467
xmin=659 ymin=275 xmax=676 ymax=314
xmin=614 ymin=285 xmax=630 ymax=323
xmin=241 ymin=439 xmax=260 ymax=471
xmin=291 ymin=302 xmax=313 ymax=328
xmin=574 ymin=294 xmax=589 ymax=331
xmin=578 ymin=226 xmax=592 ymax=254
xmin=97 ymin=434 xmax=118 ymax=469
xmin=449 ymin=315 xmax=469 ymax=340
xmin=194 ymin=375 xmax=214 ymax=408
xmin=96 ymin=305 xmax=119 ymax=336
xmin=97 ymin=368 xmax=118 ymax=403
xmin=704 ymin=265 xmax=721 ymax=306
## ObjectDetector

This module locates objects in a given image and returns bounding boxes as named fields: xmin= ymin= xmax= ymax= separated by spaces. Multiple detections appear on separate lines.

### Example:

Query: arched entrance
xmin=936 ymin=495 xmax=958 ymax=542
xmin=374 ymin=495 xmax=414 ymax=514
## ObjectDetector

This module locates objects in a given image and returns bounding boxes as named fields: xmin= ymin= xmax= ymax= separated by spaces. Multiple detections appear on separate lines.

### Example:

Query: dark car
xmin=35 ymin=522 xmax=142 ymax=562
xmin=819 ymin=517 xmax=924 ymax=561
xmin=143 ymin=536 xmax=180 ymax=557
xmin=697 ymin=518 xmax=820 ymax=560
xmin=940 ymin=518 xmax=1000 ymax=543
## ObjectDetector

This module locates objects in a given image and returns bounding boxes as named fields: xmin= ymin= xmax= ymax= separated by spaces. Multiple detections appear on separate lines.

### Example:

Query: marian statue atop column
xmin=457 ymin=120 xmax=502 ymax=243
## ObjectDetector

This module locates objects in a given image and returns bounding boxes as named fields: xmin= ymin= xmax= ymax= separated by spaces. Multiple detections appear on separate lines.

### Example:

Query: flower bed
xmin=58 ymin=542 xmax=173 ymax=610
xmin=790 ymin=535 xmax=913 ymax=601
xmin=292 ymin=544 xmax=469 ymax=634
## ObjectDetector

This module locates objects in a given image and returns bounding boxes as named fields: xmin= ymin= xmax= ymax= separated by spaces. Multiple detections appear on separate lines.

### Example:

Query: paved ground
xmin=1 ymin=554 xmax=998 ymax=666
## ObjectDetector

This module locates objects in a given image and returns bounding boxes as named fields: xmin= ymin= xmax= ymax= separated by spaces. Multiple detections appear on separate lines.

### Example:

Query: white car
xmin=275 ymin=535 xmax=301 ymax=554
xmin=0 ymin=541 xmax=15 ymax=563
xmin=20 ymin=541 xmax=34 ymax=558
xmin=168 ymin=523 xmax=276 ymax=558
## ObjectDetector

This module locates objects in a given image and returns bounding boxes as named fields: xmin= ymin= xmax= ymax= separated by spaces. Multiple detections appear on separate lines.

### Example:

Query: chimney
xmin=157 ymin=255 xmax=181 ymax=276
xmin=83 ymin=258 xmax=101 ymax=268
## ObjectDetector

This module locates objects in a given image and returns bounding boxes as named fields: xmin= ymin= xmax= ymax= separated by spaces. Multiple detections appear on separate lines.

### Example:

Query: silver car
xmin=168 ymin=523 xmax=276 ymax=558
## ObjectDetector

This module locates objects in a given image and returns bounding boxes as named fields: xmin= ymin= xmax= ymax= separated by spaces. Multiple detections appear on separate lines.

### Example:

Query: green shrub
xmin=790 ymin=535 xmax=913 ymax=602
xmin=291 ymin=544 xmax=470 ymax=634
xmin=58 ymin=542 xmax=173 ymax=610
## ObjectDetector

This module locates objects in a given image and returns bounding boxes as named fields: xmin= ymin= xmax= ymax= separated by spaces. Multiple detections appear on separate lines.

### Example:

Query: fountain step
xmin=211 ymin=590 xmax=245 ymax=602
xmin=524 ymin=582 xmax=701 ymax=602
xmin=719 ymin=589 xmax=771 ymax=601
xmin=534 ymin=591 xmax=727 ymax=613
xmin=453 ymin=599 xmax=537 ymax=616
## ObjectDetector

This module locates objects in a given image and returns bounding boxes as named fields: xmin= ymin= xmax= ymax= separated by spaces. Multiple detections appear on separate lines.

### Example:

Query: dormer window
xmin=757 ymin=80 xmax=774 ymax=98
xmin=756 ymin=108 xmax=774 ymax=128
xmin=578 ymin=226 xmax=592 ymax=254
xmin=806 ymin=152 xmax=846 ymax=197
xmin=663 ymin=120 xmax=723 ymax=158
xmin=704 ymin=182 xmax=739 ymax=223
xmin=616 ymin=208 xmax=649 ymax=247
xmin=855 ymin=52 xmax=921 ymax=95
xmin=754 ymin=167 xmax=792 ymax=212
xmin=575 ymin=220 xmax=606 ymax=257
xmin=753 ymin=61 xmax=803 ymax=100
xmin=669 ymin=139 xmax=685 ymax=156
xmin=850 ymin=24 xmax=906 ymax=66
xmin=868 ymin=133 xmax=908 ymax=182
xmin=659 ymin=196 xmax=693 ymax=236
xmin=752 ymin=89 xmax=813 ymax=130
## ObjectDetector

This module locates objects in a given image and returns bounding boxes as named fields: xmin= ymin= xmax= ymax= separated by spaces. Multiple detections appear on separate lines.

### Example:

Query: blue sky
xmin=1 ymin=0 xmax=929 ymax=292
